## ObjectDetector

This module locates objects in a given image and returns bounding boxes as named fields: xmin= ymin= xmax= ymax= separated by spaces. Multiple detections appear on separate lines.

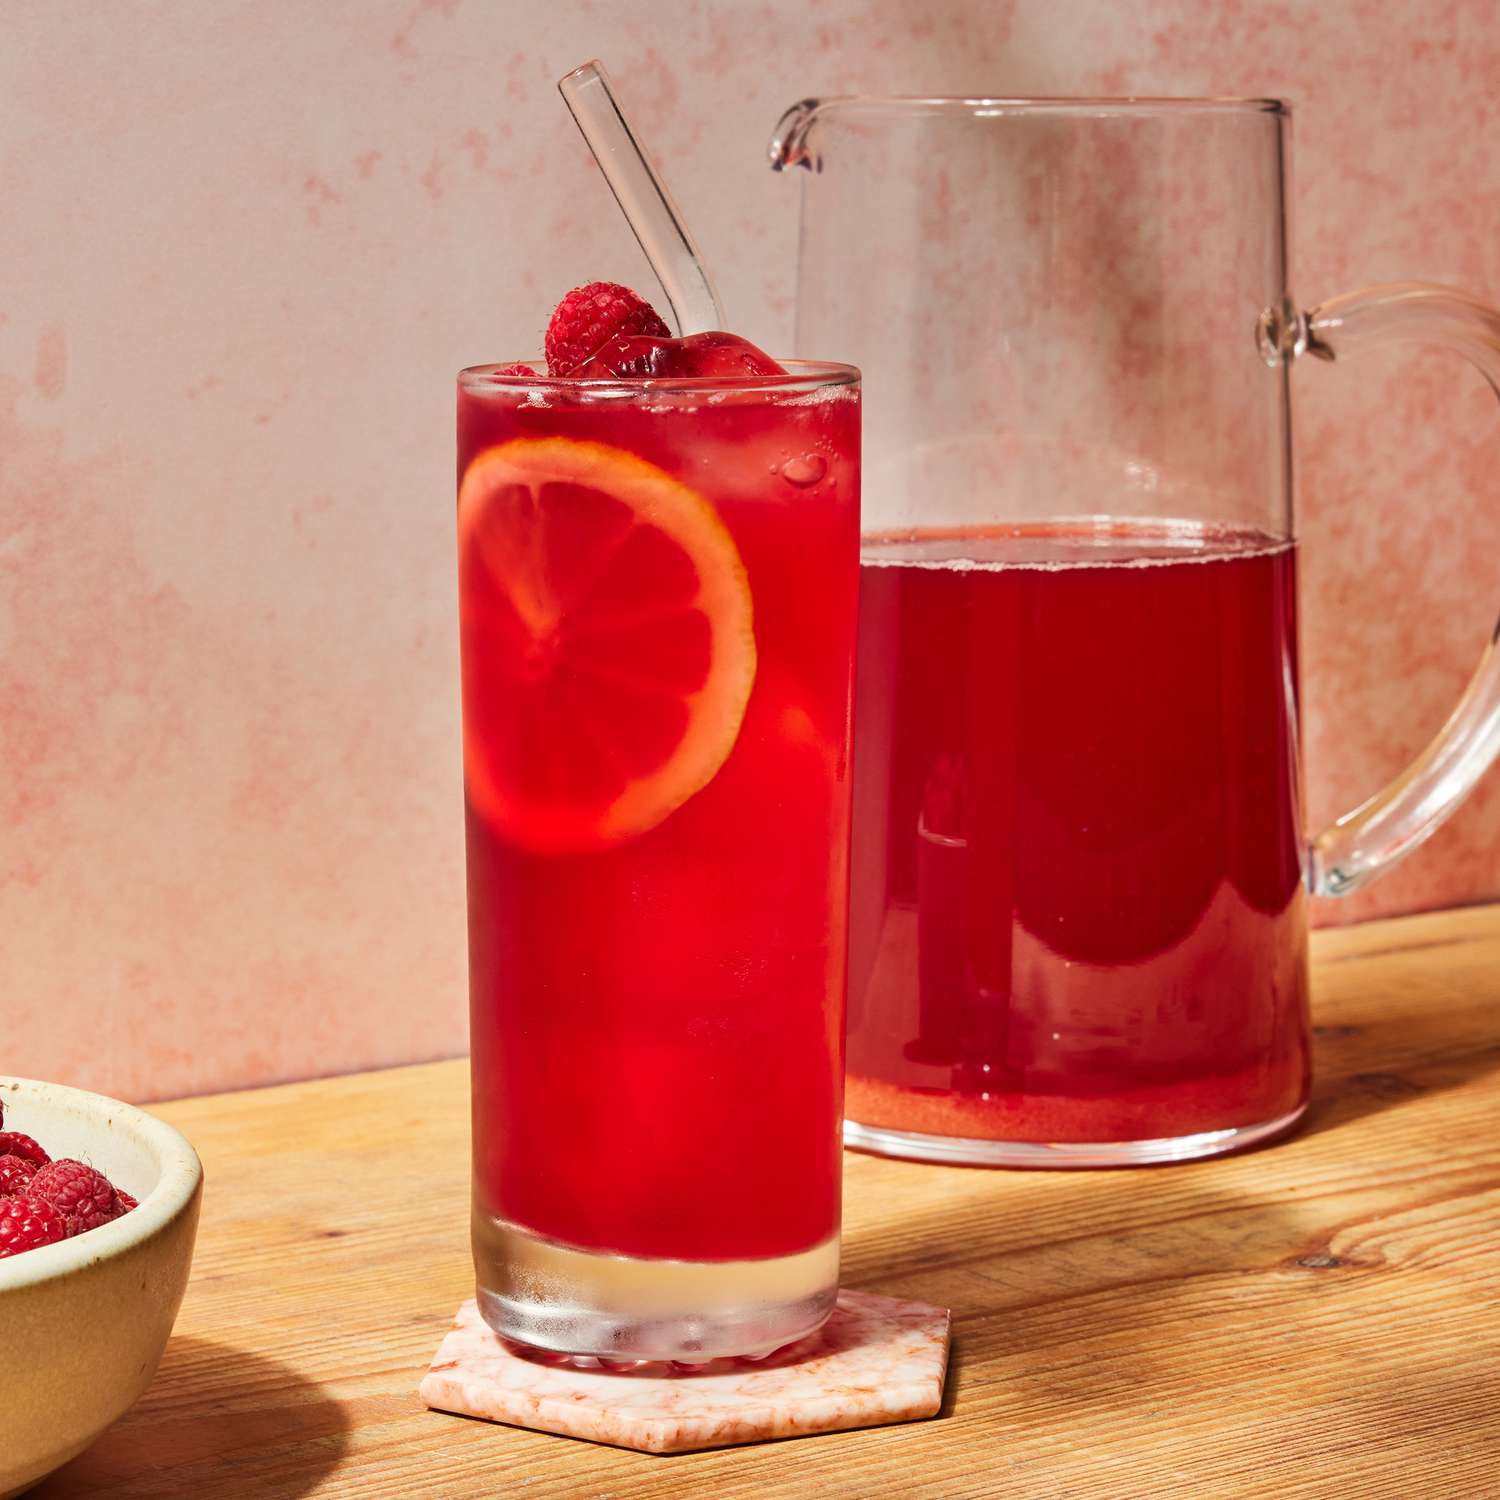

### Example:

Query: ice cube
xmin=573 ymin=331 xmax=788 ymax=380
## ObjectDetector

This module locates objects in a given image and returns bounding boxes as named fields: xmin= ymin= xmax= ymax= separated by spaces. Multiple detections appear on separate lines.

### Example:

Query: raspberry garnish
xmin=495 ymin=363 xmax=539 ymax=377
xmin=544 ymin=282 xmax=671 ymax=376
xmin=29 ymin=1158 xmax=125 ymax=1237
xmin=0 ymin=1196 xmax=67 ymax=1257
xmin=0 ymin=1154 xmax=38 ymax=1196
xmin=117 ymin=1190 xmax=139 ymax=1213
xmin=0 ymin=1132 xmax=49 ymax=1167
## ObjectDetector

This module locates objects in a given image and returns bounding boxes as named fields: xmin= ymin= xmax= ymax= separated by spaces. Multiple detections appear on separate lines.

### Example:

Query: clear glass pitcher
xmin=770 ymin=97 xmax=1500 ymax=1166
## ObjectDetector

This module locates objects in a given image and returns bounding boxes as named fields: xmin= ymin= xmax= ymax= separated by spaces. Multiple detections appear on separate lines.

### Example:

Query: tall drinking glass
xmin=771 ymin=97 xmax=1500 ymax=1166
xmin=458 ymin=360 xmax=859 ymax=1358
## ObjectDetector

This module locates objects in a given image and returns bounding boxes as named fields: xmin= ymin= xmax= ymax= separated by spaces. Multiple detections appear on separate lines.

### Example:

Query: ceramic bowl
xmin=0 ymin=1076 xmax=202 ymax=1498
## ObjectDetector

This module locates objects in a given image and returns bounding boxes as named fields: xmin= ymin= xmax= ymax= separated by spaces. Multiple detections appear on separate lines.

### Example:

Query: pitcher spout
xmin=768 ymin=98 xmax=825 ymax=171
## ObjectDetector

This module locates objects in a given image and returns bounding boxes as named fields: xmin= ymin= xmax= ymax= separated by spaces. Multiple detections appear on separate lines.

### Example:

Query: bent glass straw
xmin=559 ymin=60 xmax=726 ymax=334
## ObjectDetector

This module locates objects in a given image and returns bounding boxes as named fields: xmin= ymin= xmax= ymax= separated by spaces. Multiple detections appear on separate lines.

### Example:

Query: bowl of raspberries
xmin=0 ymin=1076 xmax=202 ymax=1498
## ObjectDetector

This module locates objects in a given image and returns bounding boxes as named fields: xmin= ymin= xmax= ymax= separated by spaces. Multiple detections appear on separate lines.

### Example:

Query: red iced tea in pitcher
xmin=846 ymin=522 xmax=1311 ymax=1159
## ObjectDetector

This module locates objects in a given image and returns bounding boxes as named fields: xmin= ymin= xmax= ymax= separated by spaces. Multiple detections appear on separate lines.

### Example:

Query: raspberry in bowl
xmin=0 ymin=1076 xmax=202 ymax=1498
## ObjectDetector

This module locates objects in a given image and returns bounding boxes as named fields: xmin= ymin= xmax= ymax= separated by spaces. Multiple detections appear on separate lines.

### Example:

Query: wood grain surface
xmin=35 ymin=904 xmax=1500 ymax=1499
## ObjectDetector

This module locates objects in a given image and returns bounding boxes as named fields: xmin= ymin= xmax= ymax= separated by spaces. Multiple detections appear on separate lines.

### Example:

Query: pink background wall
xmin=4 ymin=1 xmax=1498 ymax=1102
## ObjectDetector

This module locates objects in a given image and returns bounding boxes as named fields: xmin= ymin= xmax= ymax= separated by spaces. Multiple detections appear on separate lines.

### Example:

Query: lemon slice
xmin=458 ymin=437 xmax=757 ymax=853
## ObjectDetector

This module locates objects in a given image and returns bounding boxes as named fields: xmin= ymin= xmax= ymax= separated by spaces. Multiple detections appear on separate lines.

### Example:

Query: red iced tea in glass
xmin=846 ymin=523 xmax=1310 ymax=1163
xmin=459 ymin=356 xmax=858 ymax=1358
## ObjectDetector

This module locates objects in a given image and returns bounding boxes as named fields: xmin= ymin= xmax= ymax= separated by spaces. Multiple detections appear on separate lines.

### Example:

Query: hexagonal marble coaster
xmin=420 ymin=1289 xmax=951 ymax=1454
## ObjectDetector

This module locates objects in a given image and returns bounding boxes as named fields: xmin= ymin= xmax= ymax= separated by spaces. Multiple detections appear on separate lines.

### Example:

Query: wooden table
xmin=36 ymin=904 xmax=1500 ymax=1499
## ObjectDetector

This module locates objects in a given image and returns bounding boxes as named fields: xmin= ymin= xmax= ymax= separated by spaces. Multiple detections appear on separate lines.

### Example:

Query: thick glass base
xmin=842 ymin=1102 xmax=1308 ymax=1167
xmin=474 ymin=1214 xmax=840 ymax=1362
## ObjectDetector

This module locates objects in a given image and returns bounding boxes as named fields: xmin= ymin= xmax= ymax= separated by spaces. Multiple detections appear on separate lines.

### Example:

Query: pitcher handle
xmin=1281 ymin=282 xmax=1500 ymax=896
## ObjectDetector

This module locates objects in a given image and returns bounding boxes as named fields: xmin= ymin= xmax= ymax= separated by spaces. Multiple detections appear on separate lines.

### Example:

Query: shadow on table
xmin=34 ymin=1336 xmax=350 ymax=1500
xmin=1299 ymin=972 xmax=1500 ymax=1142
xmin=845 ymin=1177 xmax=1329 ymax=1461
xmin=838 ymin=953 xmax=1500 ymax=1481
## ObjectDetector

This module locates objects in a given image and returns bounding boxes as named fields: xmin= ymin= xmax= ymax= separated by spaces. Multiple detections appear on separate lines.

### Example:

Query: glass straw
xmin=558 ymin=60 xmax=725 ymax=335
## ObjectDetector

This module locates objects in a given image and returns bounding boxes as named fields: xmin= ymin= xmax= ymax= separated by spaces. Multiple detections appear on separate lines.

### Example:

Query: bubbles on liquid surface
xmin=775 ymin=453 xmax=828 ymax=487
xmin=860 ymin=524 xmax=1294 ymax=573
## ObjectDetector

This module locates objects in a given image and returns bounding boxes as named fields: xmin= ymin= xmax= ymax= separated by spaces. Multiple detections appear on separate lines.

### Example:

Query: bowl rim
xmin=0 ymin=1076 xmax=203 ymax=1293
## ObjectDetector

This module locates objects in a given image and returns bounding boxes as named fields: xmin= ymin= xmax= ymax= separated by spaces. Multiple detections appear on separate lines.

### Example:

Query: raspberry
xmin=0 ymin=1196 xmax=67 ymax=1257
xmin=117 ymin=1190 xmax=139 ymax=1213
xmin=0 ymin=1132 xmax=49 ymax=1167
xmin=0 ymin=1155 xmax=38 ymax=1196
xmin=495 ymin=363 xmax=538 ymax=377
xmin=29 ymin=1158 xmax=124 ymax=1236
xmin=544 ymin=282 xmax=671 ymax=376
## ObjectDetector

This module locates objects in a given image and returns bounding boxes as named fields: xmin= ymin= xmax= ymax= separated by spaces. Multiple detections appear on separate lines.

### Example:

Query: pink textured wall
xmin=4 ymin=1 xmax=1498 ymax=1101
